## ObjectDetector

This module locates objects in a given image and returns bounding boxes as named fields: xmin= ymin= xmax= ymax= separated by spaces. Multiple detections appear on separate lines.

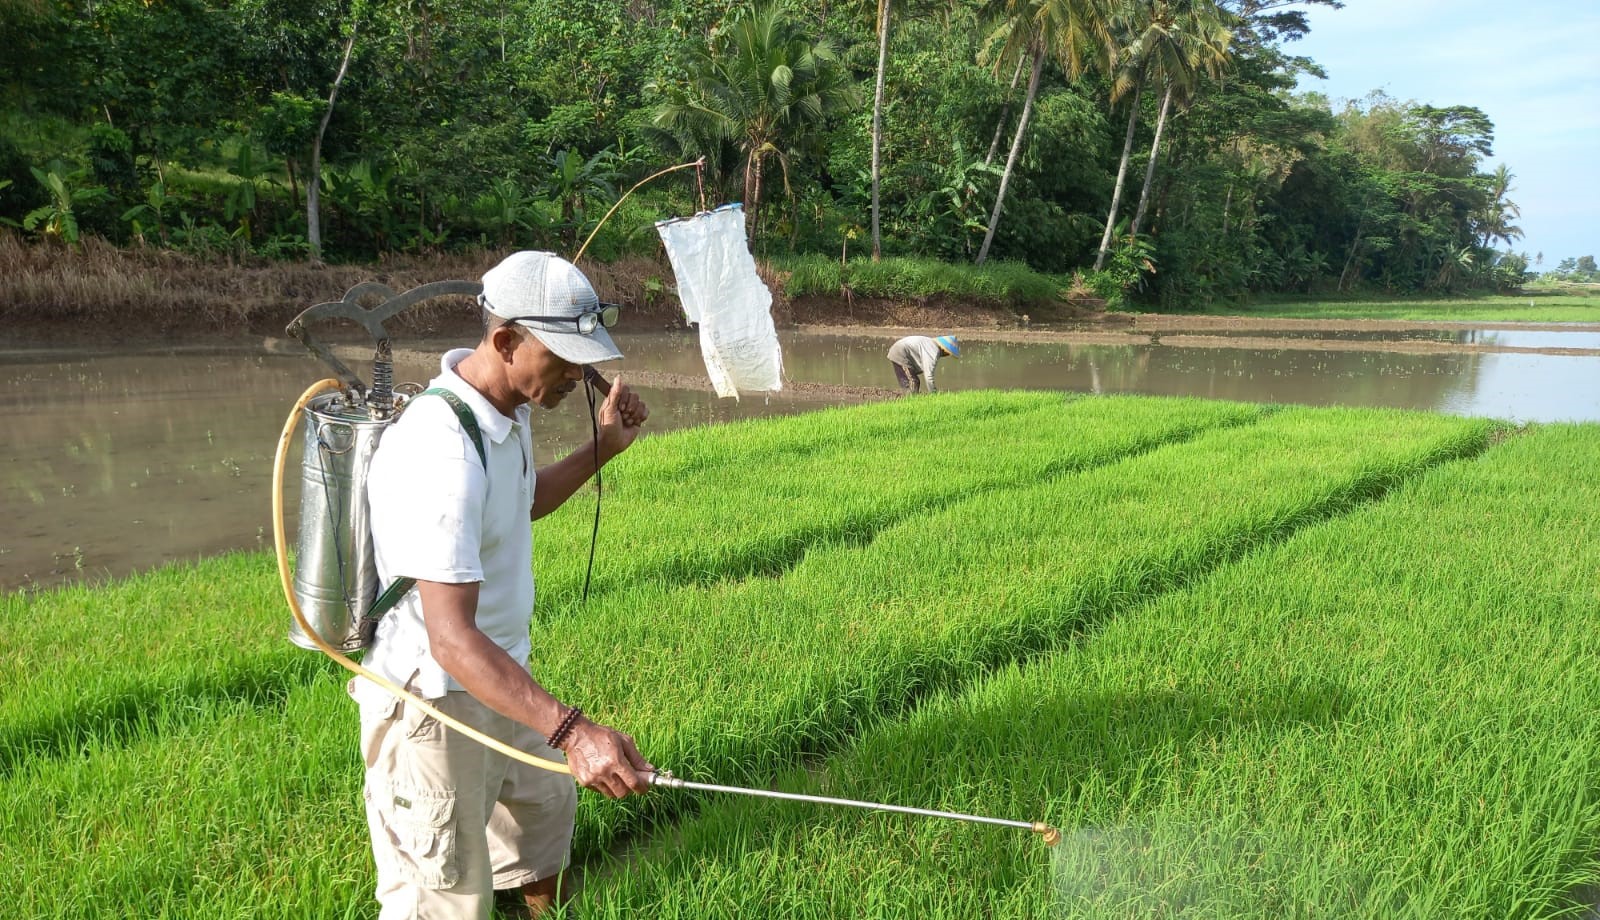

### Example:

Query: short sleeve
xmin=367 ymin=398 xmax=487 ymax=584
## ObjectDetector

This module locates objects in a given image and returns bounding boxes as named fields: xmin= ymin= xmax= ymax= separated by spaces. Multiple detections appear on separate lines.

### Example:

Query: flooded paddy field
xmin=3 ymin=320 xmax=1598 ymax=591
xmin=0 ymin=345 xmax=831 ymax=591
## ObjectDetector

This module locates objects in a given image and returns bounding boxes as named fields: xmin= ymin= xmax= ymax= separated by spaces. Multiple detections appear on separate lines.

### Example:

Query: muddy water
xmin=621 ymin=329 xmax=1600 ymax=420
xmin=0 ymin=346 xmax=824 ymax=591
xmin=4 ymin=326 xmax=1598 ymax=591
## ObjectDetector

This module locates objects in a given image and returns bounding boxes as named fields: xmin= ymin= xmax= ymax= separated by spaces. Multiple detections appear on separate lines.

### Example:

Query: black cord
xmin=582 ymin=376 xmax=602 ymax=604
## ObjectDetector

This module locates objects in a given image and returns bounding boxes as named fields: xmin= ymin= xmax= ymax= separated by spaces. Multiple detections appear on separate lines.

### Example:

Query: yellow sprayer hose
xmin=272 ymin=379 xmax=572 ymax=776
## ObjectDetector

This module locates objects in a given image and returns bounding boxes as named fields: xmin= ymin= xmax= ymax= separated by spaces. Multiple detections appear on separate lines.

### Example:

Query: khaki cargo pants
xmin=354 ymin=682 xmax=577 ymax=920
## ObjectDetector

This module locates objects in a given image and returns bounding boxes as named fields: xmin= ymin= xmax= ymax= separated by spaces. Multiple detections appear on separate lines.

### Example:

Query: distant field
xmin=6 ymin=393 xmax=1598 ymax=918
xmin=1196 ymin=292 xmax=1600 ymax=324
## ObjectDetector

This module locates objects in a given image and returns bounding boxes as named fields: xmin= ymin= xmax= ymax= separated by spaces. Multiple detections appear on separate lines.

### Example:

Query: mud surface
xmin=797 ymin=315 xmax=1600 ymax=359
xmin=1123 ymin=314 xmax=1600 ymax=333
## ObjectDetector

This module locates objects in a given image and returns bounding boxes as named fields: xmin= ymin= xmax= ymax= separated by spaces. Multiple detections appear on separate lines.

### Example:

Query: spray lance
xmin=272 ymin=167 xmax=1060 ymax=852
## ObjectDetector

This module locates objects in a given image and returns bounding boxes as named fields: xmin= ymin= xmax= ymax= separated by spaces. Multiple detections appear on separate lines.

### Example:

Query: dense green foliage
xmin=0 ymin=0 xmax=1554 ymax=303
xmin=10 ymin=394 xmax=1568 ymax=918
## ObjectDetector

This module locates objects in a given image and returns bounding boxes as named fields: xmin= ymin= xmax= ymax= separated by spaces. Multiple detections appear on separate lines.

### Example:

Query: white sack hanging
xmin=655 ymin=203 xmax=783 ymax=399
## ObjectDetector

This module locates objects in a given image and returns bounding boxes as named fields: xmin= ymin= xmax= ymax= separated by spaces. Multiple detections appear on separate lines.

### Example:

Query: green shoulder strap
xmin=361 ymin=387 xmax=488 ymax=637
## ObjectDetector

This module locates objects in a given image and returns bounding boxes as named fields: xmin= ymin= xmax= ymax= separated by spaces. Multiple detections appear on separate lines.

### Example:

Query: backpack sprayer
xmin=270 ymin=162 xmax=1059 ymax=851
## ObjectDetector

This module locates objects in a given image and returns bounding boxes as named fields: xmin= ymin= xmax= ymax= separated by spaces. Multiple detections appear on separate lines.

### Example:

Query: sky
xmin=1282 ymin=0 xmax=1599 ymax=266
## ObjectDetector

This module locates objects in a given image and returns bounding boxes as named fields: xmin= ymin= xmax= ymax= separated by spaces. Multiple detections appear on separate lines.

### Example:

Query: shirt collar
xmin=438 ymin=348 xmax=522 ymax=444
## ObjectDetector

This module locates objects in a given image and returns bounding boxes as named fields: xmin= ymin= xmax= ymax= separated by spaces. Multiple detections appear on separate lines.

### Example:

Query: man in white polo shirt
xmin=353 ymin=250 xmax=653 ymax=919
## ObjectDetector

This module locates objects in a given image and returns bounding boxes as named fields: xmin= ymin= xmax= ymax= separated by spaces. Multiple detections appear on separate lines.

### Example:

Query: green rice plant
xmin=0 ymin=403 xmax=1491 ymax=917
xmin=594 ymin=389 xmax=1054 ymax=484
xmin=1216 ymin=293 xmax=1600 ymax=324
xmin=538 ymin=407 xmax=1492 ymax=854
xmin=534 ymin=393 xmax=1263 ymax=606
xmin=3 ymin=394 xmax=1258 ymax=915
xmin=572 ymin=424 xmax=1600 ymax=919
xmin=0 ymin=677 xmax=371 ymax=919
xmin=0 ymin=552 xmax=318 ymax=773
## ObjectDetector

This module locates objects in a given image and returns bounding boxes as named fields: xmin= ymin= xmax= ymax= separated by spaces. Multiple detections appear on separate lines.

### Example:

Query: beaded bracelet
xmin=546 ymin=705 xmax=583 ymax=750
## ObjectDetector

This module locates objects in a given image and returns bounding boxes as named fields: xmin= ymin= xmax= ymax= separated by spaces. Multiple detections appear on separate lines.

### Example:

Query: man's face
xmin=508 ymin=328 xmax=584 ymax=409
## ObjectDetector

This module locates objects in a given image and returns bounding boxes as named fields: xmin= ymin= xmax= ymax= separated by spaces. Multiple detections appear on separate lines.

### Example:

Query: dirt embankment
xmin=8 ymin=235 xmax=1600 ymax=360
xmin=798 ymin=317 xmax=1600 ymax=357
xmin=0 ymin=234 xmax=1106 ymax=349
xmin=0 ymin=235 xmax=700 ymax=346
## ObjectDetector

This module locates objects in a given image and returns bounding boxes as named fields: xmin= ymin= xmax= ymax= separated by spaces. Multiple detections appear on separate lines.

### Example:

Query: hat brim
xmin=524 ymin=324 xmax=624 ymax=365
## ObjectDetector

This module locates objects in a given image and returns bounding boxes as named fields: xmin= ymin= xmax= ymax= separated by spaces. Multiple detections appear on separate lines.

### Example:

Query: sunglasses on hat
xmin=483 ymin=297 xmax=621 ymax=336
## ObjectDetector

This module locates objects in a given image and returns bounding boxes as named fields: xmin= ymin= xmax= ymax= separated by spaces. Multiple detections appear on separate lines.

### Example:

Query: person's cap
xmin=935 ymin=335 xmax=960 ymax=357
xmin=480 ymin=251 xmax=624 ymax=365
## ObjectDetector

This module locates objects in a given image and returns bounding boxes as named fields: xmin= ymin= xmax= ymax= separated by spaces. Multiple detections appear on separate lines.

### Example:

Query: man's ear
xmin=490 ymin=324 xmax=522 ymax=361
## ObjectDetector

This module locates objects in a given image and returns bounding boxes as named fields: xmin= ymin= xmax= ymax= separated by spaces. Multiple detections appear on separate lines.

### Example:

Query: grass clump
xmin=774 ymin=253 xmax=1067 ymax=305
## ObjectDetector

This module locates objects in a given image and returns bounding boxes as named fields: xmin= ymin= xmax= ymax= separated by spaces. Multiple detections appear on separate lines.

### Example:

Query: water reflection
xmin=2 ymin=327 xmax=1597 ymax=591
xmin=626 ymin=330 xmax=1597 ymax=421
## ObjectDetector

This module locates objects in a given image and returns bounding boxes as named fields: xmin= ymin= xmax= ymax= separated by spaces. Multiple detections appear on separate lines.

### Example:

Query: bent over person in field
xmin=887 ymin=334 xmax=960 ymax=394
xmin=351 ymin=250 xmax=653 ymax=919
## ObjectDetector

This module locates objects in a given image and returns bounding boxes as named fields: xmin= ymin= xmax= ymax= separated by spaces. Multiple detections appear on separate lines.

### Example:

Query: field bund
xmin=4 ymin=393 xmax=1597 ymax=918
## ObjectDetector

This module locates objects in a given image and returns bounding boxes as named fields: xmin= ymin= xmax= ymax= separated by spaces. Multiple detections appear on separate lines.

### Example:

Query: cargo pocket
xmin=404 ymin=707 xmax=442 ymax=743
xmin=377 ymin=785 xmax=459 ymax=889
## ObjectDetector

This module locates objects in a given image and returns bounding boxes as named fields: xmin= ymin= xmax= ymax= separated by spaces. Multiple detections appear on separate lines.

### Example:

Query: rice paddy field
xmin=5 ymin=391 xmax=1599 ymax=918
xmin=1210 ymin=292 xmax=1600 ymax=323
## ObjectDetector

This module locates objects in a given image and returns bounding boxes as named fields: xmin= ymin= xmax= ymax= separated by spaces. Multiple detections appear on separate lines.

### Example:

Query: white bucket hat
xmin=480 ymin=251 xmax=624 ymax=365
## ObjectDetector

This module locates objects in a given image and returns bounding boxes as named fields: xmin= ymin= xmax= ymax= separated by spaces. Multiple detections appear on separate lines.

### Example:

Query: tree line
xmin=0 ymin=0 xmax=1548 ymax=304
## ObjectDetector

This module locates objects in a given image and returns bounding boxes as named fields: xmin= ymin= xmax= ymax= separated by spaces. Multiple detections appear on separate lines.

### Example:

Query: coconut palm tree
xmin=869 ymin=0 xmax=903 ymax=261
xmin=653 ymin=3 xmax=859 ymax=240
xmin=1475 ymin=163 xmax=1523 ymax=249
xmin=984 ymin=56 xmax=1028 ymax=166
xmin=1093 ymin=0 xmax=1232 ymax=271
xmin=1127 ymin=2 xmax=1231 ymax=236
xmin=975 ymin=0 xmax=1116 ymax=265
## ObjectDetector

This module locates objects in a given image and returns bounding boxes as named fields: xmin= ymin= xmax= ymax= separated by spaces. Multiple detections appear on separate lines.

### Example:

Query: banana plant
xmin=322 ymin=159 xmax=401 ymax=250
xmin=120 ymin=177 xmax=173 ymax=245
xmin=23 ymin=165 xmax=109 ymax=245
xmin=0 ymin=179 xmax=15 ymax=228
xmin=545 ymin=147 xmax=619 ymax=248
xmin=473 ymin=177 xmax=543 ymax=248
xmin=905 ymin=141 xmax=1002 ymax=259
xmin=224 ymin=140 xmax=268 ymax=241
